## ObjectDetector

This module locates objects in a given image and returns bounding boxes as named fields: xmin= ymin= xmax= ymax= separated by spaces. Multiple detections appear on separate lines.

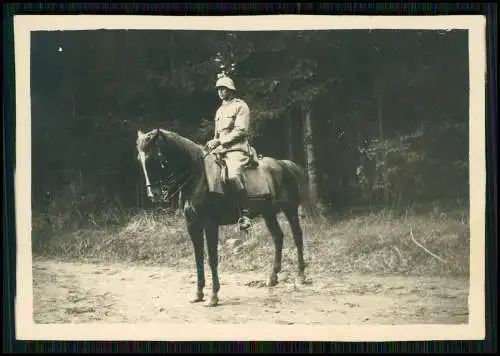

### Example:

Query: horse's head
xmin=136 ymin=128 xmax=203 ymax=203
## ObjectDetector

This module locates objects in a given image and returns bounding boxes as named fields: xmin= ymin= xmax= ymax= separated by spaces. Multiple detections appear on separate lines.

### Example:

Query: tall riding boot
xmin=229 ymin=177 xmax=252 ymax=231
xmin=236 ymin=188 xmax=252 ymax=231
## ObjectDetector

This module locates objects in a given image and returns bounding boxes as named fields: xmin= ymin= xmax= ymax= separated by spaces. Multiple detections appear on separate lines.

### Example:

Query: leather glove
xmin=206 ymin=139 xmax=221 ymax=151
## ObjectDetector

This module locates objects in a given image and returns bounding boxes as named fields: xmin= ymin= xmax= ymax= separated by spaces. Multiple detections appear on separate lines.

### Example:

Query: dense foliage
xmin=31 ymin=29 xmax=469 ymax=223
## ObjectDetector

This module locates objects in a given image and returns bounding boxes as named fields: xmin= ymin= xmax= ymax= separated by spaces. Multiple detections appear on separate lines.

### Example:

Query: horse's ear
xmin=137 ymin=129 xmax=144 ymax=138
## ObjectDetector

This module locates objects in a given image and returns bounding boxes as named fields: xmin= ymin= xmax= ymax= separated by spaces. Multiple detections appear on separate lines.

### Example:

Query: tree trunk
xmin=376 ymin=89 xmax=384 ymax=143
xmin=375 ymin=88 xmax=390 ymax=205
xmin=72 ymin=91 xmax=76 ymax=118
xmin=287 ymin=110 xmax=293 ymax=160
xmin=303 ymin=107 xmax=318 ymax=204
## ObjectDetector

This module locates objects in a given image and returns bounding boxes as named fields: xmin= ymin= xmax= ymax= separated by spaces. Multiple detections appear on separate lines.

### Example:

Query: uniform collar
xmin=222 ymin=97 xmax=236 ymax=105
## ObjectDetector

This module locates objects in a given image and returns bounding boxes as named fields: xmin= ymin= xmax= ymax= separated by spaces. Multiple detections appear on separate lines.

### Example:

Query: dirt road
xmin=32 ymin=258 xmax=469 ymax=325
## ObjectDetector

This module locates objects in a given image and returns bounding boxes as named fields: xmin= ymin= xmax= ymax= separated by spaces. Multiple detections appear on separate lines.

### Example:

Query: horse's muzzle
xmin=147 ymin=185 xmax=169 ymax=203
xmin=147 ymin=186 xmax=160 ymax=202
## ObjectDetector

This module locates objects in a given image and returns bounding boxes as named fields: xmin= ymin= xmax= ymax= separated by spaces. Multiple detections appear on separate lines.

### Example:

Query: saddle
xmin=204 ymin=147 xmax=273 ymax=199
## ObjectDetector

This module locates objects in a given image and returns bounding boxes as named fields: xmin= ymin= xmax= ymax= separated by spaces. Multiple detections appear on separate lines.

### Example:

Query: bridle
xmin=140 ymin=129 xmax=247 ymax=203
xmin=141 ymin=130 xmax=200 ymax=203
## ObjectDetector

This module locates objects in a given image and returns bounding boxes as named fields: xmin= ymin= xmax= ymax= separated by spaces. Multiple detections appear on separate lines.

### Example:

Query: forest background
xmin=30 ymin=29 xmax=470 ymax=276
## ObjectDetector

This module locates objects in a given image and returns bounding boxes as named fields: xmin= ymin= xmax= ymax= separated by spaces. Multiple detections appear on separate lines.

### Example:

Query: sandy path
xmin=33 ymin=258 xmax=469 ymax=325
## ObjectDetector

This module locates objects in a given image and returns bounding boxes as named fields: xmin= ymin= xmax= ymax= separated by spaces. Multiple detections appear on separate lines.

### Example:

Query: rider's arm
xmin=213 ymin=109 xmax=220 ymax=140
xmin=206 ymin=112 xmax=221 ymax=150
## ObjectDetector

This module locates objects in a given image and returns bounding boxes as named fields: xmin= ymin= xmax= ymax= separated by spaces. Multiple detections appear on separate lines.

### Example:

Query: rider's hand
xmin=206 ymin=139 xmax=220 ymax=151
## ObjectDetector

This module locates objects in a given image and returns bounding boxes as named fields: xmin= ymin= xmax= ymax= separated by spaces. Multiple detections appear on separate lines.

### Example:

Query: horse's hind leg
xmin=263 ymin=215 xmax=284 ymax=287
xmin=205 ymin=222 xmax=220 ymax=307
xmin=187 ymin=220 xmax=205 ymax=303
xmin=283 ymin=206 xmax=306 ymax=284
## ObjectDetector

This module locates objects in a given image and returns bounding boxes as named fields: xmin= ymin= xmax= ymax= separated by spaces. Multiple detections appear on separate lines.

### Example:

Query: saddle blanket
xmin=204 ymin=152 xmax=272 ymax=198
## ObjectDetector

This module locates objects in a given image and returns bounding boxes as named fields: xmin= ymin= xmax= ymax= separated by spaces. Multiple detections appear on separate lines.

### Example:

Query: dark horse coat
xmin=136 ymin=128 xmax=317 ymax=307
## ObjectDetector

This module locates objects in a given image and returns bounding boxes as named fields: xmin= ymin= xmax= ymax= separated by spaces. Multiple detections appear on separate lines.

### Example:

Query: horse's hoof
xmin=189 ymin=293 xmax=204 ymax=303
xmin=297 ymin=274 xmax=309 ymax=285
xmin=267 ymin=275 xmax=279 ymax=287
xmin=207 ymin=296 xmax=219 ymax=307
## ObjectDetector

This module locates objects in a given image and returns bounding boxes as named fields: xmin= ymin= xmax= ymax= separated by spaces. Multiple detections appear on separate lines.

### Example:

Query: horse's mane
xmin=158 ymin=128 xmax=205 ymax=162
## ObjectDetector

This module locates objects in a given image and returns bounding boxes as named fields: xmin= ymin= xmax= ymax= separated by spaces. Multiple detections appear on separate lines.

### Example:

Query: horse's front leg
xmin=205 ymin=222 xmax=220 ymax=307
xmin=187 ymin=219 xmax=205 ymax=303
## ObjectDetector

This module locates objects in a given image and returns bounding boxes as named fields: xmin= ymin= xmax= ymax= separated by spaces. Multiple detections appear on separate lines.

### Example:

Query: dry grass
xmin=32 ymin=206 xmax=470 ymax=277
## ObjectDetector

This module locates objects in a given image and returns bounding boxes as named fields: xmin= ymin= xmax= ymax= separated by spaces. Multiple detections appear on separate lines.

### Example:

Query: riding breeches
xmin=222 ymin=151 xmax=250 ymax=189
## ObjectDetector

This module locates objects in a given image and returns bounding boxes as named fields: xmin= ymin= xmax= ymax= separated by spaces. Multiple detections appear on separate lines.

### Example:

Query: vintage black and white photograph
xmin=15 ymin=15 xmax=486 ymax=341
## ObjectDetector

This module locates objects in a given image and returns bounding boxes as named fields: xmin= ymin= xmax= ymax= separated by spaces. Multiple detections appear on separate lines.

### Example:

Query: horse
xmin=135 ymin=128 xmax=317 ymax=307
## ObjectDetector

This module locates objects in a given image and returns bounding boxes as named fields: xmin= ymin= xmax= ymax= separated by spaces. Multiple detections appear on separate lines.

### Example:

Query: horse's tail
xmin=280 ymin=160 xmax=319 ymax=221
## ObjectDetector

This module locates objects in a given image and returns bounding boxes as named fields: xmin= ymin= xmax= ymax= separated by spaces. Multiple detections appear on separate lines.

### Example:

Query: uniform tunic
xmin=213 ymin=97 xmax=251 ymax=179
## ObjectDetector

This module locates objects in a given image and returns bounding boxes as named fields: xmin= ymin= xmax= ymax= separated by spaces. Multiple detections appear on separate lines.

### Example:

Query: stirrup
xmin=237 ymin=216 xmax=252 ymax=231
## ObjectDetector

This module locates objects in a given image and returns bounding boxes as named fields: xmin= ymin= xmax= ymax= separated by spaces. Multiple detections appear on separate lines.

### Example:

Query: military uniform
xmin=213 ymin=97 xmax=251 ymax=182
xmin=208 ymin=75 xmax=253 ymax=231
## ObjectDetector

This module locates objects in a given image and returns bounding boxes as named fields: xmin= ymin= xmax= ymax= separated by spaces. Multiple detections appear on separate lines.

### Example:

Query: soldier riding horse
xmin=135 ymin=79 xmax=316 ymax=308
xmin=205 ymin=75 xmax=255 ymax=231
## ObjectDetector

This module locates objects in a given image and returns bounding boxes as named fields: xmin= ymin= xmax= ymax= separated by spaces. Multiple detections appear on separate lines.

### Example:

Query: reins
xmin=142 ymin=129 xmax=253 ymax=204
xmin=144 ymin=130 xmax=208 ymax=203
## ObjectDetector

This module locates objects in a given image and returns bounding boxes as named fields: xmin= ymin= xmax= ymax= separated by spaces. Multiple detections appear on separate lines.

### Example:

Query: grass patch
xmin=325 ymin=209 xmax=469 ymax=276
xmin=32 ymin=206 xmax=470 ymax=277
